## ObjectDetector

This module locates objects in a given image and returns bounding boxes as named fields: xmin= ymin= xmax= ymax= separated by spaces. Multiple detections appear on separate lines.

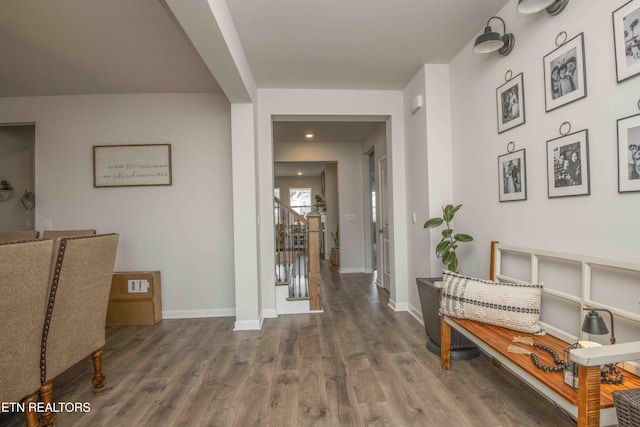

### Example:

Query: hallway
xmin=2 ymin=262 xmax=574 ymax=426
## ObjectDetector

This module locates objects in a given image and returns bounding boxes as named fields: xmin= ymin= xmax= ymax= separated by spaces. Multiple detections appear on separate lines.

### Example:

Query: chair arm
xmin=570 ymin=341 xmax=640 ymax=366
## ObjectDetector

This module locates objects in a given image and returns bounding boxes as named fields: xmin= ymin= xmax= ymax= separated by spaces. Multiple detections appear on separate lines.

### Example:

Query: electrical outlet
xmin=128 ymin=279 xmax=149 ymax=293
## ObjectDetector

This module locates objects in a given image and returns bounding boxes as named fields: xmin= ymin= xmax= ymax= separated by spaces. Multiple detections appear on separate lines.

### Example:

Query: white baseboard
xmin=364 ymin=267 xmax=374 ymax=273
xmin=234 ymin=319 xmax=262 ymax=331
xmin=162 ymin=308 xmax=235 ymax=319
xmin=394 ymin=302 xmax=409 ymax=312
xmin=388 ymin=298 xmax=396 ymax=311
xmin=339 ymin=267 xmax=366 ymax=273
xmin=262 ymin=309 xmax=278 ymax=319
xmin=375 ymin=279 xmax=383 ymax=288
xmin=388 ymin=299 xmax=409 ymax=312
xmin=408 ymin=303 xmax=424 ymax=325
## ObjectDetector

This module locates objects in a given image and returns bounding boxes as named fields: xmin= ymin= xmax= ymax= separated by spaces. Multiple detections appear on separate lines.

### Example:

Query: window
xmin=274 ymin=188 xmax=280 ymax=199
xmin=289 ymin=188 xmax=312 ymax=215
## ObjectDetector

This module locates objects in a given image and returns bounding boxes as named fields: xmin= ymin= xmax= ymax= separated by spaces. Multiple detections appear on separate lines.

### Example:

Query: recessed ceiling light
xmin=297 ymin=171 xmax=303 ymax=176
xmin=305 ymin=133 xmax=314 ymax=138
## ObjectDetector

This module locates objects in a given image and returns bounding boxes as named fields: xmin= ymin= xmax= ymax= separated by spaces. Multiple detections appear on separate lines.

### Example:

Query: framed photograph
xmin=496 ymin=73 xmax=526 ymax=134
xmin=93 ymin=144 xmax=172 ymax=188
xmin=546 ymin=130 xmax=590 ymax=198
xmin=617 ymin=113 xmax=640 ymax=192
xmin=613 ymin=0 xmax=640 ymax=82
xmin=498 ymin=149 xmax=527 ymax=202
xmin=543 ymin=33 xmax=587 ymax=112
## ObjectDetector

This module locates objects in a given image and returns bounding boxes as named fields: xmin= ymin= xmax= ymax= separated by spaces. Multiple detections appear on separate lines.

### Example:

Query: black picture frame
xmin=543 ymin=33 xmax=587 ymax=112
xmin=616 ymin=112 xmax=640 ymax=192
xmin=496 ymin=73 xmax=526 ymax=134
xmin=498 ymin=149 xmax=527 ymax=202
xmin=613 ymin=0 xmax=640 ymax=83
xmin=546 ymin=130 xmax=590 ymax=198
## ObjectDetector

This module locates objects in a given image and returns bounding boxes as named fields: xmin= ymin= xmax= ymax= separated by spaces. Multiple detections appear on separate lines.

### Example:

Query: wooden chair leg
xmin=39 ymin=380 xmax=57 ymax=426
xmin=22 ymin=393 xmax=39 ymax=427
xmin=91 ymin=348 xmax=106 ymax=393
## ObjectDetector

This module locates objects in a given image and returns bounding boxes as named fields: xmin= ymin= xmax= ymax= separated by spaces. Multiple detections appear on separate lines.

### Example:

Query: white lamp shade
xmin=473 ymin=39 xmax=504 ymax=53
xmin=517 ymin=0 xmax=556 ymax=14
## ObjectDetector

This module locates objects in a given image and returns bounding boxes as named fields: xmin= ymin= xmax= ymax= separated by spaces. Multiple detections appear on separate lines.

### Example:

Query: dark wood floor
xmin=2 ymin=262 xmax=576 ymax=426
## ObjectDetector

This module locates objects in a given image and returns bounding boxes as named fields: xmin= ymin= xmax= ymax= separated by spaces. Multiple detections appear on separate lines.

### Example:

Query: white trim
xmin=339 ymin=267 xmax=367 ymax=273
xmin=375 ymin=279 xmax=383 ymax=288
xmin=408 ymin=303 xmax=424 ymax=325
xmin=364 ymin=267 xmax=374 ymax=273
xmin=388 ymin=298 xmax=396 ymax=311
xmin=393 ymin=302 xmax=409 ymax=312
xmin=162 ymin=308 xmax=235 ymax=319
xmin=234 ymin=319 xmax=262 ymax=331
xmin=262 ymin=309 xmax=278 ymax=319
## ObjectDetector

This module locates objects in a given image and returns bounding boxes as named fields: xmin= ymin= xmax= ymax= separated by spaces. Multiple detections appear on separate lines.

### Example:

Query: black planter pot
xmin=416 ymin=277 xmax=480 ymax=360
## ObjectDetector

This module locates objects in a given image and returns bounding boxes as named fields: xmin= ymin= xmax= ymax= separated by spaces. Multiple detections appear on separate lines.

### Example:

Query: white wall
xmin=0 ymin=125 xmax=35 ymax=231
xmin=324 ymin=163 xmax=339 ymax=261
xmin=274 ymin=141 xmax=365 ymax=272
xmin=449 ymin=0 xmax=640 ymax=279
xmin=274 ymin=175 xmax=322 ymax=208
xmin=403 ymin=65 xmax=455 ymax=322
xmin=0 ymin=93 xmax=235 ymax=317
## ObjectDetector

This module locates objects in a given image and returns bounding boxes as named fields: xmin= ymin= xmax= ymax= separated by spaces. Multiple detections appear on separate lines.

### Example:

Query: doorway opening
xmin=0 ymin=124 xmax=36 ymax=232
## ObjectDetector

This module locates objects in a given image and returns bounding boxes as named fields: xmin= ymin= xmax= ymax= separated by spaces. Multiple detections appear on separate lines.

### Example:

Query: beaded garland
xmin=530 ymin=343 xmax=565 ymax=372
xmin=529 ymin=343 xmax=624 ymax=384
xmin=601 ymin=364 xmax=624 ymax=384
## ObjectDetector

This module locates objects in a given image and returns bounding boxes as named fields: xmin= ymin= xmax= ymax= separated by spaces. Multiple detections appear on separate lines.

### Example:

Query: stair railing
xmin=274 ymin=197 xmax=322 ymax=310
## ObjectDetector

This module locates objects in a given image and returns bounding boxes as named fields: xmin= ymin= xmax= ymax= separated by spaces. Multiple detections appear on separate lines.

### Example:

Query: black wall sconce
xmin=517 ymin=0 xmax=570 ymax=15
xmin=473 ymin=16 xmax=515 ymax=56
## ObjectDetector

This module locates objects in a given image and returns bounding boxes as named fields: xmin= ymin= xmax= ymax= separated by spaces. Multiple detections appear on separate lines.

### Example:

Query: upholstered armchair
xmin=0 ymin=230 xmax=38 ymax=243
xmin=41 ymin=229 xmax=96 ymax=239
xmin=0 ymin=239 xmax=53 ymax=427
xmin=39 ymin=234 xmax=119 ymax=426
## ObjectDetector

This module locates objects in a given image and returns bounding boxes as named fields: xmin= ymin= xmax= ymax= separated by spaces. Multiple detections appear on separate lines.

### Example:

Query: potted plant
xmin=330 ymin=226 xmax=339 ymax=266
xmin=417 ymin=204 xmax=479 ymax=360
xmin=313 ymin=194 xmax=326 ymax=212
xmin=423 ymin=204 xmax=473 ymax=273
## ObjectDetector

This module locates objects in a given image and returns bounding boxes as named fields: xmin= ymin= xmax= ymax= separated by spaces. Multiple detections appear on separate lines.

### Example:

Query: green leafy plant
xmin=331 ymin=225 xmax=339 ymax=248
xmin=0 ymin=180 xmax=13 ymax=190
xmin=423 ymin=204 xmax=473 ymax=272
xmin=313 ymin=194 xmax=326 ymax=211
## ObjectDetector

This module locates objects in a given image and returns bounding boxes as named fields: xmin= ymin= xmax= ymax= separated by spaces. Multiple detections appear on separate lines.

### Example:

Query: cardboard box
xmin=106 ymin=271 xmax=162 ymax=325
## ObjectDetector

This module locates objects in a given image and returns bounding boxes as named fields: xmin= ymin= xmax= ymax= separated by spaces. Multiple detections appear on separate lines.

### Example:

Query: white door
xmin=378 ymin=156 xmax=390 ymax=291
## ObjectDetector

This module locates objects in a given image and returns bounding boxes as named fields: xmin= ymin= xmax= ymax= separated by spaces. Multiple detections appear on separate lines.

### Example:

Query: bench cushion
xmin=440 ymin=271 xmax=545 ymax=335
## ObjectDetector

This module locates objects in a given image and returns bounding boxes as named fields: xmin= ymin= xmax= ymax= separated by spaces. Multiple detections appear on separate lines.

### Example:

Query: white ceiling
xmin=0 ymin=0 xmax=510 ymax=98
xmin=0 ymin=0 xmax=221 ymax=97
xmin=274 ymin=162 xmax=326 ymax=178
xmin=226 ymin=0 xmax=509 ymax=90
xmin=273 ymin=121 xmax=378 ymax=144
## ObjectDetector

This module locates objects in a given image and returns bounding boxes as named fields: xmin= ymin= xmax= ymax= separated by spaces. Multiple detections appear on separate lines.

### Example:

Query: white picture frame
xmin=93 ymin=144 xmax=172 ymax=188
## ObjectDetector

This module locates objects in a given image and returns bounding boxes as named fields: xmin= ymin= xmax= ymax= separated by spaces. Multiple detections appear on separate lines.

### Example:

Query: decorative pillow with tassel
xmin=439 ymin=270 xmax=545 ymax=335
